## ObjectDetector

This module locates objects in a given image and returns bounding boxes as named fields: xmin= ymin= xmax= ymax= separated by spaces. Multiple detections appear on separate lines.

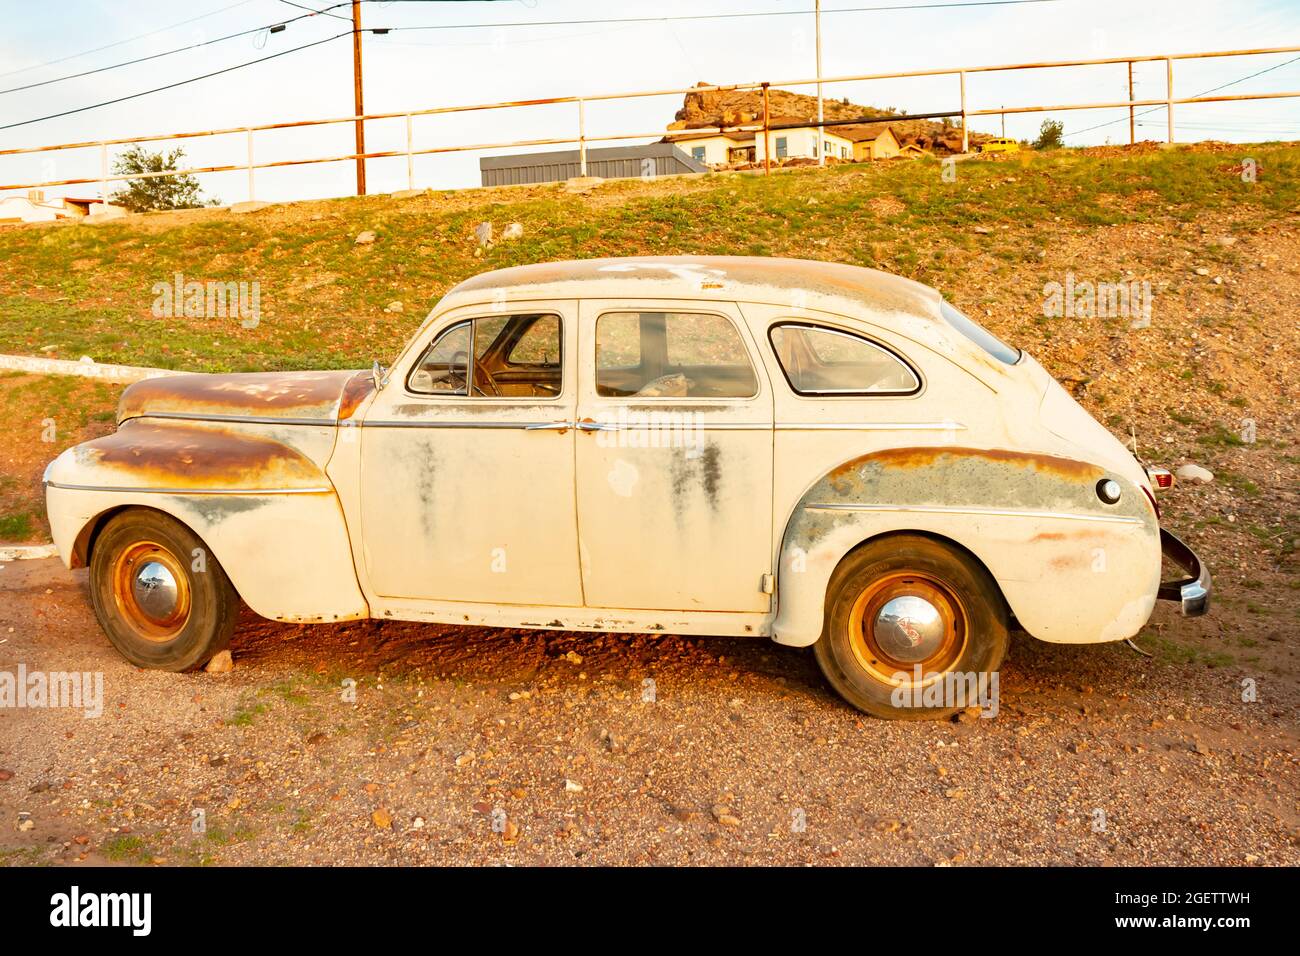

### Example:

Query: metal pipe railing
xmin=2 ymin=44 xmax=1296 ymax=198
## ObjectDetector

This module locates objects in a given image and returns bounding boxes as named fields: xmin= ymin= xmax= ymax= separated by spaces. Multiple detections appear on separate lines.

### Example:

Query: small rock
xmin=412 ymin=816 xmax=425 ymax=830
xmin=385 ymin=301 xmax=404 ymax=313
xmin=354 ymin=230 xmax=376 ymax=245
xmin=455 ymin=750 xmax=476 ymax=768
xmin=16 ymin=816 xmax=34 ymax=832
xmin=501 ymin=819 xmax=520 ymax=843
xmin=501 ymin=222 xmax=524 ymax=241
xmin=371 ymin=808 xmax=393 ymax=829
xmin=973 ymin=226 xmax=992 ymax=235
xmin=474 ymin=222 xmax=493 ymax=247
xmin=0 ymin=769 xmax=13 ymax=782
xmin=1214 ymin=236 xmax=1238 ymax=247
xmin=1175 ymin=463 xmax=1214 ymax=484
xmin=1194 ymin=266 xmax=1210 ymax=276
xmin=564 ymin=778 xmax=584 ymax=793
xmin=564 ymin=651 xmax=583 ymax=664
xmin=204 ymin=650 xmax=233 ymax=674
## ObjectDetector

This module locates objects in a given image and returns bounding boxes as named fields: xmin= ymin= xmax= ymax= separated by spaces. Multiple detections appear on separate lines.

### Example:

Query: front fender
xmin=45 ymin=419 xmax=368 ymax=624
xmin=772 ymin=446 xmax=1161 ymax=647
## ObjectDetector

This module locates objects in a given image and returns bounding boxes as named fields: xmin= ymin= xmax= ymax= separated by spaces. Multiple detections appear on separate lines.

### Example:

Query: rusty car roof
xmin=445 ymin=256 xmax=940 ymax=318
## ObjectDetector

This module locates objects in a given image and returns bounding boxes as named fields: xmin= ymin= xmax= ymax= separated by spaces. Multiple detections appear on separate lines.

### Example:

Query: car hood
xmin=117 ymin=370 xmax=374 ymax=426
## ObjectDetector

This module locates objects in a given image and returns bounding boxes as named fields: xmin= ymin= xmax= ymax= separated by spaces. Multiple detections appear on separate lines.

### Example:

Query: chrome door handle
xmin=575 ymin=419 xmax=612 ymax=432
xmin=524 ymin=422 xmax=571 ymax=431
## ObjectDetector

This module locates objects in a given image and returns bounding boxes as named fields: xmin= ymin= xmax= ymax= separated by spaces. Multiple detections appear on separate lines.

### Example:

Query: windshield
xmin=940 ymin=300 xmax=1020 ymax=365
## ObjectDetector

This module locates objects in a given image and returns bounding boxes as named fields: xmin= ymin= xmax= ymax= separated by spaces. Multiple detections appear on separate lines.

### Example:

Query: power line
xmin=277 ymin=0 xmax=354 ymax=23
xmin=0 ymin=0 xmax=1066 ymax=136
xmin=0 ymin=0 xmax=260 ymax=80
xmin=0 ymin=6 xmax=351 ymax=97
xmin=1067 ymin=52 xmax=1300 ymax=139
xmin=372 ymin=0 xmax=1066 ymax=33
xmin=0 ymin=31 xmax=352 ymax=133
xmin=0 ymin=0 xmax=519 ymax=98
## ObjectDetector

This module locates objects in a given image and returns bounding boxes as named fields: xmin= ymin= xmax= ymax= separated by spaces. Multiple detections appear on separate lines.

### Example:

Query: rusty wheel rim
xmin=847 ymin=571 xmax=967 ymax=686
xmin=111 ymin=541 xmax=191 ymax=642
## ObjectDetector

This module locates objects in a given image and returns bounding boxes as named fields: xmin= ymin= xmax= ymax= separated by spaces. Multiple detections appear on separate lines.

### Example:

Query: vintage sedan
xmin=44 ymin=256 xmax=1209 ymax=718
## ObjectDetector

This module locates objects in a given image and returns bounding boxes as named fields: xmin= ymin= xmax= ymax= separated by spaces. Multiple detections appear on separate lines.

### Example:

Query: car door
xmin=573 ymin=300 xmax=774 ymax=612
xmin=359 ymin=302 xmax=582 ymax=606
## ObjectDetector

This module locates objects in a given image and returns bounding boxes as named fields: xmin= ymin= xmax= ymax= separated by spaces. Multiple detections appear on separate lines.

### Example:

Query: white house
xmin=0 ymin=190 xmax=118 ymax=225
xmin=667 ymin=130 xmax=756 ymax=166
xmin=753 ymin=122 xmax=855 ymax=165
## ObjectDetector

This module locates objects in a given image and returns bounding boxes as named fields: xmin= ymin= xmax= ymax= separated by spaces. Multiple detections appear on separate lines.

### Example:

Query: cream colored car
xmin=44 ymin=257 xmax=1209 ymax=718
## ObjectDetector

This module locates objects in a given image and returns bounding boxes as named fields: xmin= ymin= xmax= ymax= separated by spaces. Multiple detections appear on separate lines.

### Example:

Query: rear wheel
xmin=89 ymin=509 xmax=238 ymax=671
xmin=814 ymin=535 xmax=1008 ymax=719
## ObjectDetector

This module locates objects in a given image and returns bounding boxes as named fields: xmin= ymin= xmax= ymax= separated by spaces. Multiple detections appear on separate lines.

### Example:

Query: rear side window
xmin=769 ymin=323 xmax=920 ymax=395
xmin=595 ymin=311 xmax=758 ymax=399
xmin=940 ymin=300 xmax=1019 ymax=365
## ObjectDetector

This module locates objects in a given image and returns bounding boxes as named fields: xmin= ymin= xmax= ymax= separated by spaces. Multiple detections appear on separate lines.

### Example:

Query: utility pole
xmin=815 ymin=0 xmax=824 ymax=166
xmin=351 ymin=0 xmax=366 ymax=195
xmin=1128 ymin=61 xmax=1136 ymax=144
xmin=1000 ymin=106 xmax=1005 ymax=138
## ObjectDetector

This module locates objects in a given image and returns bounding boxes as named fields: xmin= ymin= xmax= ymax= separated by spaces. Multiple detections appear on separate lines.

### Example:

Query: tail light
xmin=1145 ymin=467 xmax=1174 ymax=490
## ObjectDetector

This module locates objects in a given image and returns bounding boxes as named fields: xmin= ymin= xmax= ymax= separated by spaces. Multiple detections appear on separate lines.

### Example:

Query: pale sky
xmin=1 ymin=0 xmax=1297 ymax=203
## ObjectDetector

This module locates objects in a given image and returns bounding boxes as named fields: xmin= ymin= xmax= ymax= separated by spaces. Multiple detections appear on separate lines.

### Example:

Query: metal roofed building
xmin=479 ymin=143 xmax=708 ymax=186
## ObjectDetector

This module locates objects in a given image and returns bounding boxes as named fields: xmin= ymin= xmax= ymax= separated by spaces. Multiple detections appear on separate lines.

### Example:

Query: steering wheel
xmin=473 ymin=359 xmax=501 ymax=397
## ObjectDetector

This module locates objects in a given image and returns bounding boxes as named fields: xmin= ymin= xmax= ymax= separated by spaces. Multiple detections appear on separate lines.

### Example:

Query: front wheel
xmin=814 ymin=535 xmax=1008 ymax=720
xmin=89 ymin=509 xmax=238 ymax=671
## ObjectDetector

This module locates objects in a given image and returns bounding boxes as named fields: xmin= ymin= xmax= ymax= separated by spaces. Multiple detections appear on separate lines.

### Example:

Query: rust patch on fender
xmin=830 ymin=446 xmax=1103 ymax=485
xmin=74 ymin=421 xmax=326 ymax=490
xmin=119 ymin=370 xmax=361 ymax=422
xmin=337 ymin=371 xmax=376 ymax=422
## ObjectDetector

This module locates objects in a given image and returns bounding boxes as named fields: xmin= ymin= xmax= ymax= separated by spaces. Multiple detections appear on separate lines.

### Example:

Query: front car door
xmin=573 ymin=300 xmax=774 ymax=612
xmin=359 ymin=301 xmax=582 ymax=606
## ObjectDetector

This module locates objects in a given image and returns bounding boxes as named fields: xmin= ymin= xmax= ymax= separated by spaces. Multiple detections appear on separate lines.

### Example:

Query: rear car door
xmin=573 ymin=300 xmax=775 ymax=612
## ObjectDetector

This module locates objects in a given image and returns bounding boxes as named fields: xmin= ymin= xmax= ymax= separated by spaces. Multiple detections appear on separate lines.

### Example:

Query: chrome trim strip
xmin=777 ymin=421 xmax=965 ymax=431
xmin=360 ymin=419 xmax=965 ymax=432
xmin=46 ymin=481 xmax=332 ymax=496
xmin=132 ymin=411 xmax=335 ymax=427
xmin=361 ymin=420 xmax=555 ymax=430
xmin=803 ymin=502 xmax=1143 ymax=525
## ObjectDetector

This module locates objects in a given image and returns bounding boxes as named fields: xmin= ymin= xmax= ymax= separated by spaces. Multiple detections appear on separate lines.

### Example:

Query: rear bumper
xmin=1157 ymin=528 xmax=1211 ymax=616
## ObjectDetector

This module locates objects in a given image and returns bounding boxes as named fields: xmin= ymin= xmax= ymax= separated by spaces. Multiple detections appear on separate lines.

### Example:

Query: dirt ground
xmin=1 ymin=146 xmax=1297 ymax=867
xmin=0 ymin=548 xmax=1296 ymax=867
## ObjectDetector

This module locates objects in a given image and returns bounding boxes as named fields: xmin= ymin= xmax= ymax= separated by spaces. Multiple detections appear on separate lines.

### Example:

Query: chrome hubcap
xmin=872 ymin=594 xmax=945 ymax=663
xmin=132 ymin=560 xmax=179 ymax=621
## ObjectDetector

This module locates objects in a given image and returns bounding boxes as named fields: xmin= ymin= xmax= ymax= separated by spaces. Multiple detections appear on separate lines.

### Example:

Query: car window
xmin=939 ymin=300 xmax=1019 ymax=365
xmin=409 ymin=313 xmax=562 ymax=398
xmin=596 ymin=311 xmax=758 ymax=399
xmin=408 ymin=321 xmax=471 ymax=395
xmin=769 ymin=323 xmax=920 ymax=395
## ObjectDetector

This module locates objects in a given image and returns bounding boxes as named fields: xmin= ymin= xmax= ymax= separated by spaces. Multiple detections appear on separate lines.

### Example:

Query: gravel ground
xmin=0 ymin=557 xmax=1295 ymax=867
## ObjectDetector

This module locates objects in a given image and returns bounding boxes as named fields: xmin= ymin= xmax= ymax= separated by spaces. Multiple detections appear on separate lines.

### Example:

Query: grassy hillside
xmin=0 ymin=144 xmax=1296 ymax=376
xmin=0 ymin=144 xmax=1296 ymax=673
